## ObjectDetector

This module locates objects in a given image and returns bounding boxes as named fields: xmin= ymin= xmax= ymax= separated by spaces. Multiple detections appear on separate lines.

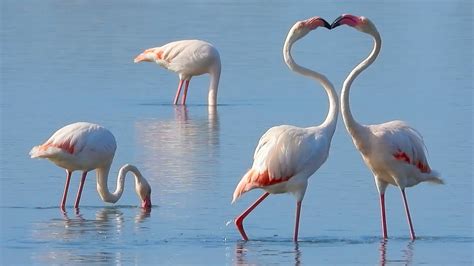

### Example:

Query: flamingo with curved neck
xmin=134 ymin=39 xmax=221 ymax=106
xmin=332 ymin=14 xmax=443 ymax=240
xmin=30 ymin=122 xmax=152 ymax=211
xmin=232 ymin=17 xmax=336 ymax=242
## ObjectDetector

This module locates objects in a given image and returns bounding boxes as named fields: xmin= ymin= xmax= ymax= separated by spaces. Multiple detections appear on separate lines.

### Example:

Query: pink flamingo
xmin=232 ymin=17 xmax=335 ymax=242
xmin=332 ymin=14 xmax=443 ymax=240
xmin=134 ymin=39 xmax=221 ymax=106
xmin=30 ymin=122 xmax=152 ymax=210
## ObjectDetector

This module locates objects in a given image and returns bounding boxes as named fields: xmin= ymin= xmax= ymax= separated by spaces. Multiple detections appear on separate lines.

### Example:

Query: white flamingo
xmin=30 ymin=122 xmax=152 ymax=210
xmin=232 ymin=17 xmax=335 ymax=242
xmin=134 ymin=39 xmax=221 ymax=106
xmin=332 ymin=14 xmax=443 ymax=240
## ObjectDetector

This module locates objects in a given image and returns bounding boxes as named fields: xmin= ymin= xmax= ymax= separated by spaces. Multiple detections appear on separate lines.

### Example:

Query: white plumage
xmin=332 ymin=14 xmax=443 ymax=240
xmin=232 ymin=17 xmax=335 ymax=242
xmin=134 ymin=39 xmax=221 ymax=105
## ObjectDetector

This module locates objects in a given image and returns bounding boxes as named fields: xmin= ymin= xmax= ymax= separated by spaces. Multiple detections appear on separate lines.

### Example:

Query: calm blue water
xmin=1 ymin=0 xmax=472 ymax=264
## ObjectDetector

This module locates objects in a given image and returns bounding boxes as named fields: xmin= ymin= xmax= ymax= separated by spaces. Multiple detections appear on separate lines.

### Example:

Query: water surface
xmin=1 ymin=0 xmax=472 ymax=264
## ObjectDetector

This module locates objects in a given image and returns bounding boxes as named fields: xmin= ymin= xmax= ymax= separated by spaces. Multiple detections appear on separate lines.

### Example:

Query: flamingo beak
xmin=141 ymin=196 xmax=152 ymax=209
xmin=331 ymin=14 xmax=360 ymax=29
xmin=331 ymin=15 xmax=346 ymax=29
xmin=321 ymin=19 xmax=331 ymax=29
xmin=134 ymin=53 xmax=147 ymax=63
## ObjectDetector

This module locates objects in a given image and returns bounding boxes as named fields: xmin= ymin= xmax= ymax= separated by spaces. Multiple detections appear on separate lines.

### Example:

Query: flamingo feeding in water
xmin=331 ymin=14 xmax=443 ymax=240
xmin=29 ymin=122 xmax=152 ymax=210
xmin=134 ymin=40 xmax=221 ymax=106
xmin=232 ymin=17 xmax=335 ymax=242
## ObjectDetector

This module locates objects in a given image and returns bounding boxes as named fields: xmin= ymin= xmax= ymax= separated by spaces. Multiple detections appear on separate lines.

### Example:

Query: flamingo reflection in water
xmin=135 ymin=106 xmax=220 ymax=196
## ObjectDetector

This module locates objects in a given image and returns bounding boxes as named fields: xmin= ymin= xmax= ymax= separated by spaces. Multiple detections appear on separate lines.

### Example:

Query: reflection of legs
xmin=379 ymin=193 xmax=388 ymax=239
xmin=181 ymin=80 xmax=190 ymax=105
xmin=235 ymin=192 xmax=270 ymax=241
xmin=61 ymin=170 xmax=72 ymax=210
xmin=74 ymin=172 xmax=88 ymax=209
xmin=173 ymin=80 xmax=184 ymax=105
xmin=294 ymin=201 xmax=302 ymax=242
xmin=379 ymin=239 xmax=388 ymax=266
xmin=401 ymin=189 xmax=416 ymax=240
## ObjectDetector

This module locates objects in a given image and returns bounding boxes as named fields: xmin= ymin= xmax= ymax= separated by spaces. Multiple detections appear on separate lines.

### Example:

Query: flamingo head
xmin=134 ymin=49 xmax=156 ymax=63
xmin=135 ymin=178 xmax=152 ymax=209
xmin=288 ymin=17 xmax=331 ymax=42
xmin=331 ymin=14 xmax=376 ymax=34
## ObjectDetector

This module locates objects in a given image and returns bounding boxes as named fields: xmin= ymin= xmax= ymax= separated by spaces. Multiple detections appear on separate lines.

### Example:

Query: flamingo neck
xmin=283 ymin=37 xmax=339 ymax=135
xmin=341 ymin=29 xmax=381 ymax=143
xmin=96 ymin=163 xmax=146 ymax=203
xmin=208 ymin=62 xmax=221 ymax=106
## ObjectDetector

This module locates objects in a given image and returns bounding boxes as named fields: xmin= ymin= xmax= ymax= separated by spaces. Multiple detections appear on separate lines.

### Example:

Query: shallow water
xmin=1 ymin=0 xmax=473 ymax=265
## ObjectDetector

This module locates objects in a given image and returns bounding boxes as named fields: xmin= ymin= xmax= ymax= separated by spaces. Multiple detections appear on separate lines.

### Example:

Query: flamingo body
xmin=358 ymin=121 xmax=441 ymax=189
xmin=232 ymin=17 xmax=335 ymax=242
xmin=233 ymin=125 xmax=331 ymax=202
xmin=30 ymin=122 xmax=116 ymax=171
xmin=30 ymin=122 xmax=152 ymax=210
xmin=134 ymin=40 xmax=221 ymax=105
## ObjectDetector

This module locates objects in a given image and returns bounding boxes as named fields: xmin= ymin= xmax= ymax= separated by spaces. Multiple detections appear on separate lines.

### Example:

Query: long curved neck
xmin=208 ymin=62 xmax=221 ymax=106
xmin=283 ymin=36 xmax=338 ymax=134
xmin=96 ymin=163 xmax=145 ymax=203
xmin=341 ymin=29 xmax=381 ymax=141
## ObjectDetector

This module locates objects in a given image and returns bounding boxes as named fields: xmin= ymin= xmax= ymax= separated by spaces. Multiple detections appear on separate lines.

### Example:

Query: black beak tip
xmin=331 ymin=15 xmax=345 ymax=29
xmin=322 ymin=20 xmax=331 ymax=29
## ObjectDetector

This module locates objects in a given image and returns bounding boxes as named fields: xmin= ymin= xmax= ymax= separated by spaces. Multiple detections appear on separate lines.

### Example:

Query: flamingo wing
xmin=373 ymin=120 xmax=431 ymax=173
xmin=233 ymin=125 xmax=327 ymax=202
xmin=165 ymin=40 xmax=215 ymax=75
xmin=30 ymin=122 xmax=116 ymax=159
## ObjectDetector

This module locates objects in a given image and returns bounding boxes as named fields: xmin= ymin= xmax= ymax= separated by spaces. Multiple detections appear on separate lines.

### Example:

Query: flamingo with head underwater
xmin=331 ymin=14 xmax=443 ymax=240
xmin=134 ymin=39 xmax=221 ymax=106
xmin=232 ymin=17 xmax=335 ymax=242
xmin=30 ymin=122 xmax=152 ymax=211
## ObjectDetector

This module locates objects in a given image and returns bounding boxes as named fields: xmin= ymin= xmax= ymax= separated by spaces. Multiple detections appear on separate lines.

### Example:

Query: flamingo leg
xmin=173 ymin=80 xmax=185 ymax=105
xmin=401 ymin=189 xmax=416 ymax=240
xmin=294 ymin=201 xmax=302 ymax=242
xmin=74 ymin=171 xmax=88 ymax=209
xmin=235 ymin=192 xmax=270 ymax=241
xmin=379 ymin=193 xmax=388 ymax=239
xmin=60 ymin=170 xmax=72 ymax=210
xmin=181 ymin=80 xmax=191 ymax=105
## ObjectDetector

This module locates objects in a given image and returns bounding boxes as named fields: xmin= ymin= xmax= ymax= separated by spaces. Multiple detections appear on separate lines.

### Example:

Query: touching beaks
xmin=321 ymin=19 xmax=331 ymax=29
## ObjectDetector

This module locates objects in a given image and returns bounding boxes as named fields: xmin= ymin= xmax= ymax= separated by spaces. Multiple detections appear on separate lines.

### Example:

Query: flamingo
xmin=232 ymin=17 xmax=335 ymax=242
xmin=134 ymin=39 xmax=221 ymax=106
xmin=29 ymin=122 xmax=152 ymax=210
xmin=331 ymin=14 xmax=443 ymax=240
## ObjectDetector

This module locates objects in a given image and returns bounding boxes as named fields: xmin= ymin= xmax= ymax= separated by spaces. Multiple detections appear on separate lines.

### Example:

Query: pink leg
xmin=173 ymin=80 xmax=184 ymax=105
xmin=401 ymin=189 xmax=416 ymax=240
xmin=61 ymin=170 xmax=72 ymax=210
xmin=294 ymin=201 xmax=302 ymax=242
xmin=235 ymin=192 xmax=270 ymax=241
xmin=181 ymin=80 xmax=190 ymax=105
xmin=74 ymin=172 xmax=88 ymax=209
xmin=379 ymin=193 xmax=388 ymax=239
